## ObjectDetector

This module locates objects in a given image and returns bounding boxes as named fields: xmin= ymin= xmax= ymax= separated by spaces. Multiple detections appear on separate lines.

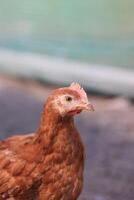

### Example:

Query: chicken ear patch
xmin=70 ymin=82 xmax=88 ymax=101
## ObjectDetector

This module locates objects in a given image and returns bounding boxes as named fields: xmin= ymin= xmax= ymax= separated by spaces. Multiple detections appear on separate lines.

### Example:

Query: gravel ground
xmin=0 ymin=76 xmax=134 ymax=200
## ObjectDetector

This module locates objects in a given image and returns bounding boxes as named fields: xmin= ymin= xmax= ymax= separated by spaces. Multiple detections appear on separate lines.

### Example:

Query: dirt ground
xmin=0 ymin=76 xmax=134 ymax=200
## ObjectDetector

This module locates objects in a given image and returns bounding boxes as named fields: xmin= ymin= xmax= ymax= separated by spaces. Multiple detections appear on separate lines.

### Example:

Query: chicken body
xmin=0 ymin=119 xmax=84 ymax=200
xmin=0 ymin=85 xmax=87 ymax=200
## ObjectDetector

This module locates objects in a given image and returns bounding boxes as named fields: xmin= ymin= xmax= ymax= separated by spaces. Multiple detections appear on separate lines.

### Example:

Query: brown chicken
xmin=0 ymin=83 xmax=94 ymax=200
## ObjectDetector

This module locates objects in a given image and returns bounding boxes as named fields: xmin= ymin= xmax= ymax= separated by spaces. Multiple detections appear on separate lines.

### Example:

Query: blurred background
xmin=0 ymin=1 xmax=134 ymax=200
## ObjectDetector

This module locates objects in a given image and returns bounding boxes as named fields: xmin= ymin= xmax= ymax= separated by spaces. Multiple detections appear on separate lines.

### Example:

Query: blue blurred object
xmin=0 ymin=0 xmax=134 ymax=68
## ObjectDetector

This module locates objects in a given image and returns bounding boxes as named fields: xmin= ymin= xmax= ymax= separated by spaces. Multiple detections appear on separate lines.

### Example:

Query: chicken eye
xmin=65 ymin=96 xmax=72 ymax=102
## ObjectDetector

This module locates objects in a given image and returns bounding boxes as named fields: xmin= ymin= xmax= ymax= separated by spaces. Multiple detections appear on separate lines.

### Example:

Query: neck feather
xmin=35 ymin=102 xmax=74 ymax=147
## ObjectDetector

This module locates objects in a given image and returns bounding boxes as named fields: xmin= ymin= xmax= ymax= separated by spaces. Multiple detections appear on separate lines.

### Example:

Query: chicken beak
xmin=76 ymin=102 xmax=95 ymax=112
xmin=85 ymin=103 xmax=95 ymax=111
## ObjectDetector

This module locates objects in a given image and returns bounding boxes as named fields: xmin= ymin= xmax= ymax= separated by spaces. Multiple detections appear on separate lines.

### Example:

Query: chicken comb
xmin=69 ymin=82 xmax=88 ymax=101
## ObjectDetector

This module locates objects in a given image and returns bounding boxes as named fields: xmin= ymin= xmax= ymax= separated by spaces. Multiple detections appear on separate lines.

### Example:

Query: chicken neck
xmin=35 ymin=102 xmax=75 ymax=149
